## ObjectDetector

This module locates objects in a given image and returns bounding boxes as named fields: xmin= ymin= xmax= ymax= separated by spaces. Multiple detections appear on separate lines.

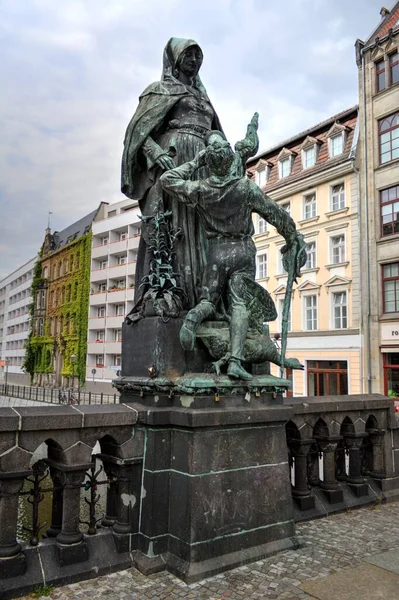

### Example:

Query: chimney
xmin=380 ymin=7 xmax=390 ymax=18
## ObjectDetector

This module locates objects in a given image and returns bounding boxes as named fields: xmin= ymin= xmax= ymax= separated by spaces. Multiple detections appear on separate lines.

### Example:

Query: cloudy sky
xmin=0 ymin=0 xmax=384 ymax=279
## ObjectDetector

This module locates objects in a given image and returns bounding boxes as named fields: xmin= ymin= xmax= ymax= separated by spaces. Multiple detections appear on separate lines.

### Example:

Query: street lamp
xmin=71 ymin=353 xmax=77 ymax=390
xmin=5 ymin=357 xmax=10 ymax=395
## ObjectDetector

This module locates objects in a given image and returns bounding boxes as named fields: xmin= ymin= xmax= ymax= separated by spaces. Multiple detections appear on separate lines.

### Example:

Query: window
xmin=304 ymin=295 xmax=317 ymax=330
xmin=98 ymin=283 xmax=107 ymax=292
xmin=379 ymin=113 xmax=399 ymax=164
xmin=257 ymin=254 xmax=267 ymax=279
xmin=303 ymin=146 xmax=316 ymax=168
xmin=381 ymin=185 xmax=399 ymax=236
xmin=38 ymin=318 xmax=44 ymax=337
xmin=255 ymin=167 xmax=268 ymax=188
xmin=303 ymin=193 xmax=316 ymax=220
xmin=277 ymin=249 xmax=287 ymax=275
xmin=43 ymin=266 xmax=49 ymax=279
xmin=95 ymin=330 xmax=104 ymax=342
xmin=280 ymin=201 xmax=290 ymax=215
xmin=329 ymin=134 xmax=343 ymax=157
xmin=278 ymin=298 xmax=291 ymax=332
xmin=383 ymin=263 xmax=399 ymax=313
xmin=307 ymin=360 xmax=348 ymax=396
xmin=101 ymin=236 xmax=108 ymax=246
xmin=331 ymin=234 xmax=345 ymax=264
xmin=117 ymin=255 xmax=127 ymax=265
xmin=305 ymin=241 xmax=316 ymax=269
xmin=100 ymin=260 xmax=108 ymax=270
xmin=116 ymin=279 xmax=126 ymax=289
xmin=113 ymin=354 xmax=122 ymax=366
xmin=389 ymin=51 xmax=399 ymax=86
xmin=279 ymin=158 xmax=291 ymax=178
xmin=257 ymin=217 xmax=267 ymax=234
xmin=332 ymin=291 xmax=347 ymax=329
xmin=115 ymin=304 xmax=125 ymax=316
xmin=331 ymin=183 xmax=345 ymax=211
xmin=376 ymin=58 xmax=386 ymax=92
xmin=119 ymin=231 xmax=128 ymax=241
xmin=383 ymin=353 xmax=399 ymax=396
xmin=97 ymin=306 xmax=106 ymax=318
xmin=95 ymin=354 xmax=104 ymax=367
xmin=114 ymin=329 xmax=122 ymax=341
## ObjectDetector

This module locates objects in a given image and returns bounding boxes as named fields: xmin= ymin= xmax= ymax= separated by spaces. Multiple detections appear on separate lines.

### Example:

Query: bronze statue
xmin=121 ymin=38 xmax=223 ymax=316
xmin=160 ymin=115 xmax=306 ymax=379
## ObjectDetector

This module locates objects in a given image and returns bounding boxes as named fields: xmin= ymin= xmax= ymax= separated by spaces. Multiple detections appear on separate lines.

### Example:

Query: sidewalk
xmin=17 ymin=499 xmax=399 ymax=599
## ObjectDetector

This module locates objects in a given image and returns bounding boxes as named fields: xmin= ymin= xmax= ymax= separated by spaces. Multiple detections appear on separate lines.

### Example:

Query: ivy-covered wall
xmin=23 ymin=231 xmax=92 ymax=385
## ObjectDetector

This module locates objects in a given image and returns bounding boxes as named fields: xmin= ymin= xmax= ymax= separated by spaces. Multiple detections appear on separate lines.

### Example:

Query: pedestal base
xmin=120 ymin=395 xmax=297 ymax=582
xmin=56 ymin=541 xmax=88 ymax=567
xmin=322 ymin=488 xmax=344 ymax=504
xmin=0 ymin=553 xmax=26 ymax=579
xmin=348 ymin=482 xmax=369 ymax=498
xmin=293 ymin=494 xmax=316 ymax=511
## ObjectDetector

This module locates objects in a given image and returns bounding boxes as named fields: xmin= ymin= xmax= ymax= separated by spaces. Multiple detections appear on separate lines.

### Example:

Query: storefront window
xmin=307 ymin=360 xmax=348 ymax=396
xmin=384 ymin=353 xmax=399 ymax=397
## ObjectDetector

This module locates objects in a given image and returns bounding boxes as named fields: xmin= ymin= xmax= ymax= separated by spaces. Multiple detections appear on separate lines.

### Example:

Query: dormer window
xmin=253 ymin=160 xmax=271 ymax=188
xmin=300 ymin=136 xmax=319 ymax=169
xmin=330 ymin=134 xmax=343 ymax=157
xmin=277 ymin=148 xmax=295 ymax=179
xmin=327 ymin=122 xmax=349 ymax=158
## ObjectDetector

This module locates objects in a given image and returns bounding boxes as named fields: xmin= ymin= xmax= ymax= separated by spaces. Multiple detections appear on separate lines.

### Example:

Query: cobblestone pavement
xmin=21 ymin=500 xmax=399 ymax=600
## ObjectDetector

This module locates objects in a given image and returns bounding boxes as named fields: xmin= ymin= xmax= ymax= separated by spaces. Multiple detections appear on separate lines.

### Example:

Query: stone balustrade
xmin=0 ymin=404 xmax=143 ymax=599
xmin=1 ymin=394 xmax=399 ymax=598
xmin=285 ymin=394 xmax=399 ymax=517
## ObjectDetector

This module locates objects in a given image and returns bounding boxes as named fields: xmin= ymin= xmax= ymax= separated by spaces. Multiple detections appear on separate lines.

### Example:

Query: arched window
xmin=379 ymin=113 xmax=399 ymax=164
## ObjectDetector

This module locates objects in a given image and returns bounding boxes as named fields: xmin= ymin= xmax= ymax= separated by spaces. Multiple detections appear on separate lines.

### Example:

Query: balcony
xmin=108 ymin=239 xmax=128 ymax=255
xmin=91 ymin=245 xmax=109 ymax=260
xmin=87 ymin=340 xmax=106 ymax=354
xmin=88 ymin=317 xmax=105 ymax=329
xmin=128 ymin=235 xmax=140 ymax=250
xmin=104 ymin=341 xmax=122 ymax=354
xmin=105 ymin=315 xmax=124 ymax=329
xmin=91 ymin=268 xmax=109 ymax=283
xmin=90 ymin=291 xmax=107 ymax=306
xmin=106 ymin=289 xmax=125 ymax=303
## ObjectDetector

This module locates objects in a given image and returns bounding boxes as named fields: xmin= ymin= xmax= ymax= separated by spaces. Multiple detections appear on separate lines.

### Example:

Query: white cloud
xmin=0 ymin=0 xmax=382 ymax=279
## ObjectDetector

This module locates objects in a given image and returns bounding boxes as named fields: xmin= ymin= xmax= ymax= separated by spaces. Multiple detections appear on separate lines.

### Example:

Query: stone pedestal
xmin=120 ymin=395 xmax=297 ymax=583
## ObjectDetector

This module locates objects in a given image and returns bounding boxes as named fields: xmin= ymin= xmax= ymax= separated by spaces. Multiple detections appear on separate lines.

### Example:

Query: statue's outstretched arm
xmin=234 ymin=112 xmax=259 ymax=168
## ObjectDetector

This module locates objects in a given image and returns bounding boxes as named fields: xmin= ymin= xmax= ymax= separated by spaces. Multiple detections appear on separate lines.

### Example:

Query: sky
xmin=0 ymin=0 xmax=386 ymax=279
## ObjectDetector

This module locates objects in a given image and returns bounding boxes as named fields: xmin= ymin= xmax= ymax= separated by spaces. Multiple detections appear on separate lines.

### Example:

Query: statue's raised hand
xmin=155 ymin=154 xmax=176 ymax=171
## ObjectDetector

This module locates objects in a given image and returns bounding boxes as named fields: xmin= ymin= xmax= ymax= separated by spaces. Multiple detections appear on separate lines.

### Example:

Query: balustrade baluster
xmin=289 ymin=439 xmax=315 ymax=511
xmin=368 ymin=429 xmax=386 ymax=479
xmin=316 ymin=435 xmax=344 ymax=504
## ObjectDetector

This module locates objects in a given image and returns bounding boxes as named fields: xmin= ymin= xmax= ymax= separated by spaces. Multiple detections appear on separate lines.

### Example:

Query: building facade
xmin=247 ymin=106 xmax=361 ymax=396
xmin=86 ymin=198 xmax=141 ymax=389
xmin=25 ymin=204 xmax=107 ymax=387
xmin=356 ymin=3 xmax=399 ymax=396
xmin=0 ymin=257 xmax=36 ymax=385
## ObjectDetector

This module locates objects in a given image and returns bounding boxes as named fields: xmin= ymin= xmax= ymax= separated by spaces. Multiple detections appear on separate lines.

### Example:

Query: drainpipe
xmin=351 ymin=157 xmax=363 ymax=395
xmin=360 ymin=47 xmax=372 ymax=394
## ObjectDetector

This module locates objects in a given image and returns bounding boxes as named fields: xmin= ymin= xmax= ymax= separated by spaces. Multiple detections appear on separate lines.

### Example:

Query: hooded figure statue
xmin=121 ymin=38 xmax=224 ymax=316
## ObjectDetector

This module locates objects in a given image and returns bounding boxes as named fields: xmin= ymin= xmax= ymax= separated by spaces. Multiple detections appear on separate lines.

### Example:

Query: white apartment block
xmin=86 ymin=198 xmax=141 ymax=385
xmin=0 ymin=257 xmax=36 ymax=384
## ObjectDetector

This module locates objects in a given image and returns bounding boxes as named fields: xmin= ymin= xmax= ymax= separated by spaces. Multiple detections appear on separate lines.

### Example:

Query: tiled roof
xmin=247 ymin=108 xmax=358 ymax=194
xmin=53 ymin=208 xmax=99 ymax=250
xmin=365 ymin=2 xmax=399 ymax=45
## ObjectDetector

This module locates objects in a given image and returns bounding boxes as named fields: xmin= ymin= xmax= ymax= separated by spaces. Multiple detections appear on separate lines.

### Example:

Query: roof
xmin=363 ymin=2 xmax=399 ymax=46
xmin=249 ymin=106 xmax=358 ymax=165
xmin=247 ymin=107 xmax=358 ymax=194
xmin=52 ymin=208 xmax=98 ymax=250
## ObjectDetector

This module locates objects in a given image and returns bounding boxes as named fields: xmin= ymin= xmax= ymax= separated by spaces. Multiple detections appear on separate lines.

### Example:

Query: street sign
xmin=91 ymin=368 xmax=96 ymax=375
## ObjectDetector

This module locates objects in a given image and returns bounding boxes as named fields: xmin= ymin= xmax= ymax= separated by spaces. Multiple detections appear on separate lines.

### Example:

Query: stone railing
xmin=1 ymin=394 xmax=399 ymax=597
xmin=0 ymin=404 xmax=143 ymax=599
xmin=285 ymin=394 xmax=399 ymax=517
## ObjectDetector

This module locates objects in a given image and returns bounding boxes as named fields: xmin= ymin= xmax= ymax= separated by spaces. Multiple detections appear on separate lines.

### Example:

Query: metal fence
xmin=0 ymin=383 xmax=119 ymax=405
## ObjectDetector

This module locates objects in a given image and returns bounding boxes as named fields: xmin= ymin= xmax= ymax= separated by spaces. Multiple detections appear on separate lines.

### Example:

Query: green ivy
xmin=23 ymin=232 xmax=92 ymax=385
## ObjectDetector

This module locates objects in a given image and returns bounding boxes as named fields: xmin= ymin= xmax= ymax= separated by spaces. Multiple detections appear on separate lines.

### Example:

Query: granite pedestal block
xmin=125 ymin=398 xmax=297 ymax=583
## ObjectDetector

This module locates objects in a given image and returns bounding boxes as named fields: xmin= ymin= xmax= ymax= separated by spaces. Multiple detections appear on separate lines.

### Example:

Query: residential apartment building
xmin=86 ymin=198 xmax=141 ymax=388
xmin=247 ymin=106 xmax=360 ymax=396
xmin=0 ymin=257 xmax=36 ymax=385
xmin=356 ymin=2 xmax=399 ymax=396
xmin=27 ymin=204 xmax=107 ymax=387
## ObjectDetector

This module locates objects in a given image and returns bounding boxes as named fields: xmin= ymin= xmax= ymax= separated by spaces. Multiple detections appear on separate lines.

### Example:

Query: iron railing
xmin=0 ymin=383 xmax=119 ymax=405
